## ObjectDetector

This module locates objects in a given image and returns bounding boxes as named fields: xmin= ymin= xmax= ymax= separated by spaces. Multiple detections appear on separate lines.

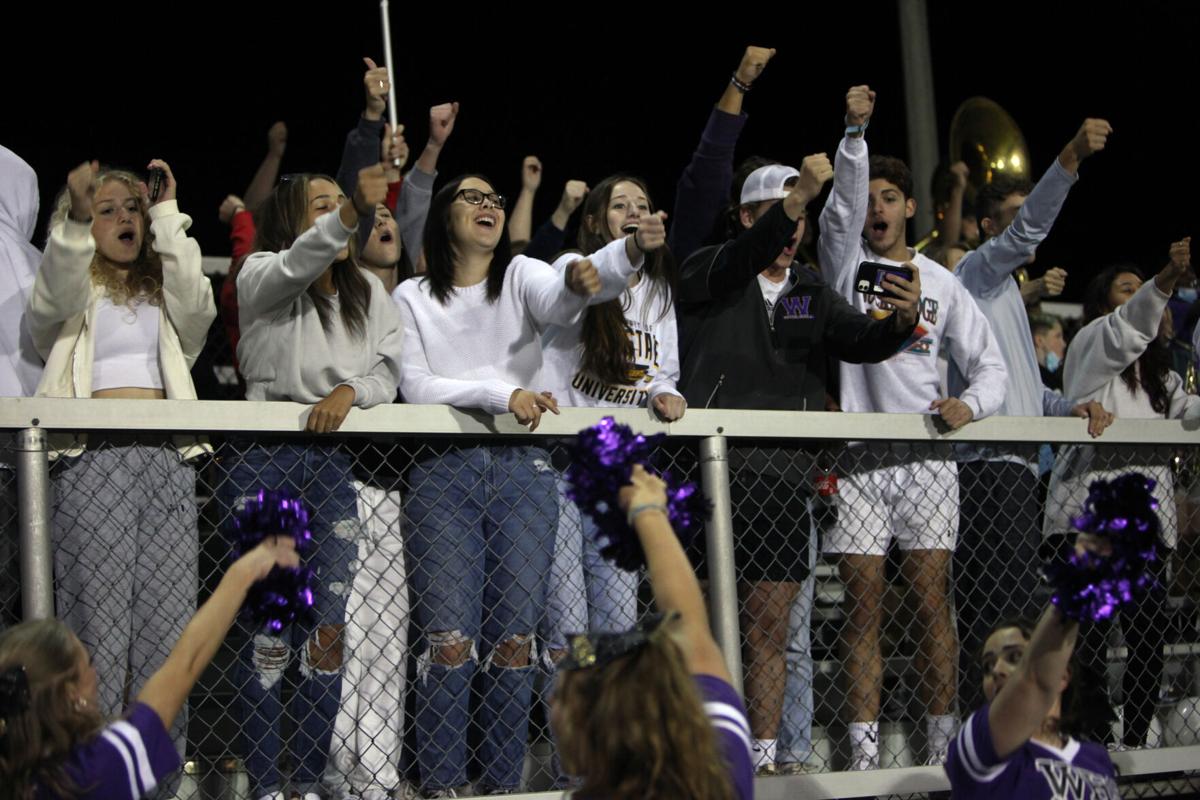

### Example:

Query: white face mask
xmin=1045 ymin=351 xmax=1061 ymax=373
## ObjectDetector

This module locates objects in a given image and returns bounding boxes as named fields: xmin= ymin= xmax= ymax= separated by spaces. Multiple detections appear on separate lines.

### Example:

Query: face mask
xmin=1178 ymin=287 xmax=1198 ymax=304
xmin=1045 ymin=351 xmax=1061 ymax=373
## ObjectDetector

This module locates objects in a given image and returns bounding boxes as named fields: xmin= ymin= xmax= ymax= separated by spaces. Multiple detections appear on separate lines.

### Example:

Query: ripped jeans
xmin=218 ymin=442 xmax=360 ymax=799
xmin=405 ymin=445 xmax=558 ymax=792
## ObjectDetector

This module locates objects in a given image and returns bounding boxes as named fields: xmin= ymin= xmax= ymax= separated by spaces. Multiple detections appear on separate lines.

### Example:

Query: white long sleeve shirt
xmin=817 ymin=135 xmax=1008 ymax=421
xmin=0 ymin=145 xmax=43 ymax=398
xmin=238 ymin=210 xmax=404 ymax=408
xmin=1045 ymin=279 xmax=1198 ymax=544
xmin=540 ymin=249 xmax=682 ymax=410
xmin=395 ymin=236 xmax=640 ymax=414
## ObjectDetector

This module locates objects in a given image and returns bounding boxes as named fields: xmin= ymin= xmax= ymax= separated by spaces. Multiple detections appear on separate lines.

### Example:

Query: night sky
xmin=6 ymin=3 xmax=1196 ymax=302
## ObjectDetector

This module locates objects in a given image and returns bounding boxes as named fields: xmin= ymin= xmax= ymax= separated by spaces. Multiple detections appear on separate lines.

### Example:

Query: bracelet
xmin=845 ymin=122 xmax=869 ymax=136
xmin=626 ymin=502 xmax=668 ymax=528
xmin=730 ymin=74 xmax=753 ymax=93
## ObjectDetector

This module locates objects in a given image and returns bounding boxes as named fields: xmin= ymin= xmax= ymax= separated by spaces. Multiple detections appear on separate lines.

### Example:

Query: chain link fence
xmin=3 ymin=404 xmax=1199 ymax=799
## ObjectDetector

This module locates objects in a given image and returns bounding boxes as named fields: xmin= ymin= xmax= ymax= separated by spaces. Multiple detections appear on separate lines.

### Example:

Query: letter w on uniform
xmin=781 ymin=295 xmax=813 ymax=319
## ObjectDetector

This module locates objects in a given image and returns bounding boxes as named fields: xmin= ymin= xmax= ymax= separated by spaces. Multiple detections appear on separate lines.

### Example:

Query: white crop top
xmin=91 ymin=295 xmax=163 ymax=391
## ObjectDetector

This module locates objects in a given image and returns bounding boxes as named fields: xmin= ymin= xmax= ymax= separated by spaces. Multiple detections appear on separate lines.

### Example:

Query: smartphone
xmin=855 ymin=261 xmax=913 ymax=297
xmin=148 ymin=168 xmax=166 ymax=202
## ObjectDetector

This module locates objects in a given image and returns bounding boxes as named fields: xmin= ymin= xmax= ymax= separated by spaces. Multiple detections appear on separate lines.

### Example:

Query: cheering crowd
xmin=1 ymin=42 xmax=1197 ymax=800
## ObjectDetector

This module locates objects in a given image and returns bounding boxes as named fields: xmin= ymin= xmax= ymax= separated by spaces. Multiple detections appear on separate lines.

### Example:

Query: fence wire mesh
xmin=4 ymin=428 xmax=1199 ymax=799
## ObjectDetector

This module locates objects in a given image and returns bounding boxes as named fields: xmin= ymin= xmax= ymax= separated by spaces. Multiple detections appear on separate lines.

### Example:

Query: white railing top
xmin=487 ymin=745 xmax=1200 ymax=800
xmin=0 ymin=398 xmax=1195 ymax=445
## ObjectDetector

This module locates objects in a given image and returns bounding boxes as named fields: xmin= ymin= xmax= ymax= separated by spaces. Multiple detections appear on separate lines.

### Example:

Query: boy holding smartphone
xmin=816 ymin=86 xmax=1008 ymax=770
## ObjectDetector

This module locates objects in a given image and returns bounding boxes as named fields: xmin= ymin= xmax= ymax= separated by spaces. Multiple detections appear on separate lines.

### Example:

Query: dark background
xmin=4 ymin=2 xmax=1196 ymax=301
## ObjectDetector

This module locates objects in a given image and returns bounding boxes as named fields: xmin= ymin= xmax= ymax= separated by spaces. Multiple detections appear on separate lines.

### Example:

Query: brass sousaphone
xmin=919 ymin=97 xmax=1031 ymax=253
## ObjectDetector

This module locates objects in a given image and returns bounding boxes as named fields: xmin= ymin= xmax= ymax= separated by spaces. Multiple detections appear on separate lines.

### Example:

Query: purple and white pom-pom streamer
xmin=565 ymin=416 xmax=709 ymax=571
xmin=1043 ymin=472 xmax=1164 ymax=623
xmin=229 ymin=489 xmax=316 ymax=633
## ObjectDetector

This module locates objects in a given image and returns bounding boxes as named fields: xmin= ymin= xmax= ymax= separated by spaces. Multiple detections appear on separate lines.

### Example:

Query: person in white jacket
xmin=26 ymin=159 xmax=216 ymax=773
xmin=816 ymin=87 xmax=1008 ymax=769
xmin=1045 ymin=238 xmax=1197 ymax=749
xmin=395 ymin=173 xmax=647 ymax=796
xmin=0 ymin=144 xmax=44 ymax=631
xmin=219 ymin=166 xmax=402 ymax=800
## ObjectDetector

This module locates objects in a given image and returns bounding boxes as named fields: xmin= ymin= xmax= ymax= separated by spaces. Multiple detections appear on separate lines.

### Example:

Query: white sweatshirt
xmin=817 ymin=135 xmax=1008 ymax=420
xmin=1044 ymin=279 xmax=1199 ymax=545
xmin=238 ymin=210 xmax=403 ymax=408
xmin=540 ymin=250 xmax=683 ymax=410
xmin=394 ymin=236 xmax=640 ymax=414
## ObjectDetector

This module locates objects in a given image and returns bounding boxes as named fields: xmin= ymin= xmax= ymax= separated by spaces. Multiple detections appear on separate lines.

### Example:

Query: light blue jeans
xmin=778 ymin=503 xmax=818 ymax=765
xmin=405 ymin=446 xmax=558 ymax=793
xmin=542 ymin=476 xmax=639 ymax=653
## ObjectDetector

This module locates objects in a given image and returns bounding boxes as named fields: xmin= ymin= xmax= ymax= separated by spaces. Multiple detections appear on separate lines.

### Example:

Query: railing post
xmin=16 ymin=427 xmax=54 ymax=620
xmin=698 ymin=435 xmax=743 ymax=692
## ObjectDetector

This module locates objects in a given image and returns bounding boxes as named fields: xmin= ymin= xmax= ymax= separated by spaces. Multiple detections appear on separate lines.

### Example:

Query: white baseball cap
xmin=740 ymin=164 xmax=800 ymax=205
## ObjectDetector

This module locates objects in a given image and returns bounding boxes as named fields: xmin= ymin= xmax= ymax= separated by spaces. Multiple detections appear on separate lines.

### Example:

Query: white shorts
xmin=824 ymin=460 xmax=960 ymax=556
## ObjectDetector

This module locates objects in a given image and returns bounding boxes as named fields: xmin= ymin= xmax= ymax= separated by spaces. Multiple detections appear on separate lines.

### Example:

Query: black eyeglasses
xmin=454 ymin=188 xmax=506 ymax=210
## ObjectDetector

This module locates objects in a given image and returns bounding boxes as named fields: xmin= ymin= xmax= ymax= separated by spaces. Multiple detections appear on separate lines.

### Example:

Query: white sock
xmin=848 ymin=721 xmax=879 ymax=770
xmin=752 ymin=738 xmax=777 ymax=767
xmin=926 ymin=714 xmax=958 ymax=757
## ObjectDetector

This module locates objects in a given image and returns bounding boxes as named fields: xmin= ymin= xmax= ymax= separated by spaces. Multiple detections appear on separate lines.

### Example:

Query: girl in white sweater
xmin=537 ymin=175 xmax=676 ymax=776
xmin=1045 ymin=237 xmax=1196 ymax=749
xmin=394 ymin=174 xmax=639 ymax=795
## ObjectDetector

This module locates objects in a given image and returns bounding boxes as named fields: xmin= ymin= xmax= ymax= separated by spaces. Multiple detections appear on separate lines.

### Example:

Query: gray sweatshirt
xmin=237 ymin=210 xmax=403 ymax=407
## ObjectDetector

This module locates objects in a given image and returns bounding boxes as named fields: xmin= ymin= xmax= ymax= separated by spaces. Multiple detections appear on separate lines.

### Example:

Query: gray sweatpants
xmin=52 ymin=443 xmax=198 ymax=765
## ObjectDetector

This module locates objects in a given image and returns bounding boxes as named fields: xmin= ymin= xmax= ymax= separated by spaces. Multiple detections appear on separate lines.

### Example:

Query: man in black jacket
xmin=677 ymin=156 xmax=919 ymax=772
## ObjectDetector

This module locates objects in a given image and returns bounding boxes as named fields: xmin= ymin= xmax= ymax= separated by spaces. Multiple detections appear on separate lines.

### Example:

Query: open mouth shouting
xmin=868 ymin=219 xmax=890 ymax=242
xmin=474 ymin=211 xmax=499 ymax=229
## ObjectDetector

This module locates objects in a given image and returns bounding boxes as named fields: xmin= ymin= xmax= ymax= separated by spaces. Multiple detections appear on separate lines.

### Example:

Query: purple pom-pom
xmin=229 ymin=489 xmax=317 ymax=632
xmin=565 ymin=417 xmax=710 ymax=571
xmin=1043 ymin=473 xmax=1164 ymax=623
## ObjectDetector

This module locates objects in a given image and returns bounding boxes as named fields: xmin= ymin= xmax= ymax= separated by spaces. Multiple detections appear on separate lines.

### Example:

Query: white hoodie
xmin=817 ymin=135 xmax=1008 ymax=428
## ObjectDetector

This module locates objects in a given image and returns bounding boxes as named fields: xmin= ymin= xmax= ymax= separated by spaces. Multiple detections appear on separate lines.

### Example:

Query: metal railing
xmin=3 ymin=398 xmax=1199 ymax=798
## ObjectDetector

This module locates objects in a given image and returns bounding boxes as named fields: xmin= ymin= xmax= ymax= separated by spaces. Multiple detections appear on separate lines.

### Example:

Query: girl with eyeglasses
xmin=394 ymin=174 xmax=643 ymax=796
xmin=218 ymin=166 xmax=403 ymax=800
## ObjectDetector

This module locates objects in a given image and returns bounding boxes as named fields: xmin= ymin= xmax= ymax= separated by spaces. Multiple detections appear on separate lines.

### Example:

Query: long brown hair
xmin=0 ymin=620 xmax=106 ymax=800
xmin=553 ymin=627 xmax=734 ymax=800
xmin=49 ymin=169 xmax=163 ymax=307
xmin=253 ymin=173 xmax=372 ymax=338
xmin=577 ymin=175 xmax=678 ymax=387
xmin=1083 ymin=265 xmax=1172 ymax=415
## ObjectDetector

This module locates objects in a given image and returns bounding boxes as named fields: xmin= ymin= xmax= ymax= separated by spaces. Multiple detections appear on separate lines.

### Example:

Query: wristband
xmin=730 ymin=74 xmax=753 ymax=93
xmin=845 ymin=122 xmax=868 ymax=136
xmin=626 ymin=502 xmax=668 ymax=528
